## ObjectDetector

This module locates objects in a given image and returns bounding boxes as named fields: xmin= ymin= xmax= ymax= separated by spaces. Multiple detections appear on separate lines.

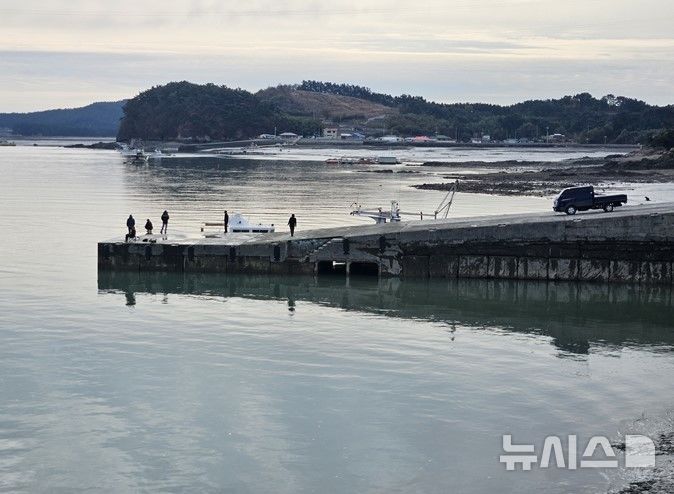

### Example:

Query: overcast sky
xmin=1 ymin=0 xmax=673 ymax=112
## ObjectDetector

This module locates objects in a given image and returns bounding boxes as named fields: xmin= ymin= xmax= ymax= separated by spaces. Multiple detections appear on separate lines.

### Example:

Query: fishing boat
xmin=201 ymin=213 xmax=275 ymax=235
xmin=350 ymin=201 xmax=402 ymax=224
xmin=127 ymin=150 xmax=148 ymax=164
xmin=229 ymin=213 xmax=275 ymax=233
xmin=118 ymin=141 xmax=153 ymax=161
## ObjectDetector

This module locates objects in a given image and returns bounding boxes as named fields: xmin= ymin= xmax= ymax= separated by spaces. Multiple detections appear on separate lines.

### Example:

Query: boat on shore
xmin=201 ymin=213 xmax=275 ymax=236
xmin=229 ymin=213 xmax=275 ymax=233
xmin=350 ymin=181 xmax=458 ymax=223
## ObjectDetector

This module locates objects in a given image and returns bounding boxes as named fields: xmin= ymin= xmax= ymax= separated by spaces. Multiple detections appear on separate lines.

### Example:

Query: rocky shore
xmin=64 ymin=141 xmax=120 ymax=150
xmin=414 ymin=148 xmax=674 ymax=196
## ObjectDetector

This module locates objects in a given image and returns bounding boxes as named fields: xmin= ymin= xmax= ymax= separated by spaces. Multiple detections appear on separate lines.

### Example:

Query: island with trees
xmin=0 ymin=80 xmax=672 ymax=145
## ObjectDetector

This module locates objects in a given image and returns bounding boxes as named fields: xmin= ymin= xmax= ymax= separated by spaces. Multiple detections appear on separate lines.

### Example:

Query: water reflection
xmin=99 ymin=272 xmax=674 ymax=357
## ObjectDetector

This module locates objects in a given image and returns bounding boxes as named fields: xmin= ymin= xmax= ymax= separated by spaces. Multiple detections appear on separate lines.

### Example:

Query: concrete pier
xmin=98 ymin=203 xmax=674 ymax=284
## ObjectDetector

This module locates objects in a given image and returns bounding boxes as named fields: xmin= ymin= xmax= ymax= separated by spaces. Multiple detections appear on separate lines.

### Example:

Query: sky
xmin=1 ymin=0 xmax=673 ymax=112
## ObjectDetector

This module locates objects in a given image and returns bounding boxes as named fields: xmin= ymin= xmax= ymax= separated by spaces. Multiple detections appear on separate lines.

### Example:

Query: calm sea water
xmin=1 ymin=145 xmax=673 ymax=493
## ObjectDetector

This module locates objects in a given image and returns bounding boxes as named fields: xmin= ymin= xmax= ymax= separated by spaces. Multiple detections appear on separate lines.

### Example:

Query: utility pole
xmin=546 ymin=126 xmax=549 ymax=143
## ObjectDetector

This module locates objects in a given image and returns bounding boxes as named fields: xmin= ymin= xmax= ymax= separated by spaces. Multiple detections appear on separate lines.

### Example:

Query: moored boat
xmin=229 ymin=213 xmax=275 ymax=233
xmin=201 ymin=213 xmax=275 ymax=235
xmin=127 ymin=150 xmax=149 ymax=164
xmin=375 ymin=156 xmax=401 ymax=164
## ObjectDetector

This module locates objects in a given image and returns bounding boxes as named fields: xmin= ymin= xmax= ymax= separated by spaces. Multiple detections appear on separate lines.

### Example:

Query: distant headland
xmin=1 ymin=80 xmax=672 ymax=145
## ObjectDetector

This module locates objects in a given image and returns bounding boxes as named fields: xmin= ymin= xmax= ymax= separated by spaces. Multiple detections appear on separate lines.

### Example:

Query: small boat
xmin=125 ymin=150 xmax=148 ymax=164
xmin=350 ymin=200 xmax=402 ymax=224
xmin=201 ymin=213 xmax=275 ymax=235
xmin=0 ymin=140 xmax=16 ymax=146
xmin=229 ymin=213 xmax=275 ymax=233
xmin=350 ymin=181 xmax=459 ymax=224
xmin=375 ymin=156 xmax=401 ymax=165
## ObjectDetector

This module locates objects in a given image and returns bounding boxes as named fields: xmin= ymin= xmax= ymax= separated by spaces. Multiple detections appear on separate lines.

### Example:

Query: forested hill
xmin=3 ymin=80 xmax=672 ymax=142
xmin=117 ymin=82 xmax=322 ymax=141
xmin=0 ymin=101 xmax=124 ymax=137
xmin=295 ymin=81 xmax=674 ymax=144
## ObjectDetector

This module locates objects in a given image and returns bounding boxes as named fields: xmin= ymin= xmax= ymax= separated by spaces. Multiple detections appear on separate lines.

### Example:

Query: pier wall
xmin=98 ymin=204 xmax=674 ymax=284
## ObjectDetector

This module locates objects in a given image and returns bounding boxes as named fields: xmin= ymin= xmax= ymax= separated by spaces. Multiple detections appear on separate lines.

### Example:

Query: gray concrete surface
xmin=99 ymin=203 xmax=674 ymax=284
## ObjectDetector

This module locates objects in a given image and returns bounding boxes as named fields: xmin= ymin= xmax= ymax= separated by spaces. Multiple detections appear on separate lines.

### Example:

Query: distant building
xmin=482 ymin=135 xmax=491 ymax=142
xmin=258 ymin=133 xmax=276 ymax=139
xmin=323 ymin=127 xmax=340 ymax=139
xmin=279 ymin=132 xmax=299 ymax=139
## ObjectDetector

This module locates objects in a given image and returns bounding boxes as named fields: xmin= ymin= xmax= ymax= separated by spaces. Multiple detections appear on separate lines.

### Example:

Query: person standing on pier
xmin=160 ymin=210 xmax=169 ymax=235
xmin=145 ymin=219 xmax=153 ymax=235
xmin=224 ymin=210 xmax=229 ymax=233
xmin=288 ymin=214 xmax=297 ymax=237
xmin=126 ymin=214 xmax=135 ymax=234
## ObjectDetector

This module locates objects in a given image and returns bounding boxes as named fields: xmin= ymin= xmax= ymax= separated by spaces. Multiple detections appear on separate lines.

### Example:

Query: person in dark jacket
xmin=145 ymin=219 xmax=153 ymax=234
xmin=160 ymin=210 xmax=169 ymax=234
xmin=126 ymin=214 xmax=135 ymax=234
xmin=288 ymin=214 xmax=297 ymax=236
xmin=125 ymin=227 xmax=136 ymax=243
xmin=224 ymin=210 xmax=229 ymax=233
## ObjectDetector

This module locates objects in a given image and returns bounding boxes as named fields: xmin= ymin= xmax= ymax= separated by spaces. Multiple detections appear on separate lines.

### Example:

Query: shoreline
xmin=412 ymin=148 xmax=674 ymax=197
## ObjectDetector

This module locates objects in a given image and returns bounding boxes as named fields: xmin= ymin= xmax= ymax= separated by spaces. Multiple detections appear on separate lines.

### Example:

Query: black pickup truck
xmin=553 ymin=186 xmax=627 ymax=215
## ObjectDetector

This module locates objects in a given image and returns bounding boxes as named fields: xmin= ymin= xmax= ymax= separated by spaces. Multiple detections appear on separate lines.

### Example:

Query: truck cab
xmin=554 ymin=186 xmax=594 ymax=214
xmin=553 ymin=186 xmax=627 ymax=215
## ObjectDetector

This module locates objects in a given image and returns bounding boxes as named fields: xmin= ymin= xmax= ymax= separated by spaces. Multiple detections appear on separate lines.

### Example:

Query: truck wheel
xmin=603 ymin=204 xmax=614 ymax=212
xmin=565 ymin=206 xmax=577 ymax=215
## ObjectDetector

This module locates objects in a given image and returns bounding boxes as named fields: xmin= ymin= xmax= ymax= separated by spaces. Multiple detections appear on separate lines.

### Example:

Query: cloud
xmin=0 ymin=0 xmax=672 ymax=110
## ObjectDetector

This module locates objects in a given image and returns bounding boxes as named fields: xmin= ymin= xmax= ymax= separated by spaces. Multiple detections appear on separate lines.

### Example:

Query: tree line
xmin=298 ymin=80 xmax=674 ymax=143
xmin=117 ymin=82 xmax=319 ymax=141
